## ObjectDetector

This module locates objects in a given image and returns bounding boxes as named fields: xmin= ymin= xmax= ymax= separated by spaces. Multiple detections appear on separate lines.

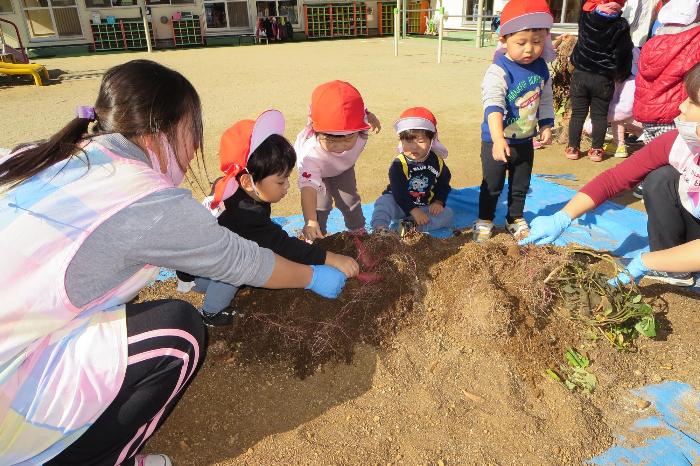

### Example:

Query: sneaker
xmin=505 ymin=217 xmax=530 ymax=241
xmin=604 ymin=143 xmax=628 ymax=158
xmin=632 ymin=182 xmax=644 ymax=200
xmin=397 ymin=218 xmax=416 ymax=238
xmin=564 ymin=147 xmax=581 ymax=160
xmin=176 ymin=278 xmax=195 ymax=293
xmin=202 ymin=309 xmax=239 ymax=328
xmin=473 ymin=219 xmax=494 ymax=243
xmin=588 ymin=148 xmax=604 ymax=162
xmin=643 ymin=271 xmax=695 ymax=287
xmin=134 ymin=454 xmax=172 ymax=466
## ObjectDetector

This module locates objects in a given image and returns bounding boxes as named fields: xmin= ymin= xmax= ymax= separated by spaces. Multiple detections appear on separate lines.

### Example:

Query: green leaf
xmin=565 ymin=348 xmax=589 ymax=369
xmin=563 ymin=285 xmax=577 ymax=294
xmin=632 ymin=294 xmax=642 ymax=304
xmin=545 ymin=369 xmax=561 ymax=382
xmin=635 ymin=315 xmax=657 ymax=338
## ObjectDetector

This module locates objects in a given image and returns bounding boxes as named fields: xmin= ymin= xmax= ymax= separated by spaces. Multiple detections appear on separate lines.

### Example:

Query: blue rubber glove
xmin=305 ymin=265 xmax=347 ymax=299
xmin=608 ymin=253 xmax=649 ymax=287
xmin=518 ymin=211 xmax=572 ymax=246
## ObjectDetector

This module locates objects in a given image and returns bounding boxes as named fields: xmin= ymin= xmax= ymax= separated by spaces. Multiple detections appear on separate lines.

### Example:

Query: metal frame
xmin=19 ymin=0 xmax=84 ymax=41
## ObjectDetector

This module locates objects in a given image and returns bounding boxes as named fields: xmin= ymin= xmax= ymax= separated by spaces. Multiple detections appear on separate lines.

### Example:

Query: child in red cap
xmin=177 ymin=110 xmax=356 ymax=326
xmin=565 ymin=0 xmax=633 ymax=162
xmin=295 ymin=80 xmax=381 ymax=241
xmin=475 ymin=0 xmax=555 ymax=243
xmin=371 ymin=107 xmax=453 ymax=234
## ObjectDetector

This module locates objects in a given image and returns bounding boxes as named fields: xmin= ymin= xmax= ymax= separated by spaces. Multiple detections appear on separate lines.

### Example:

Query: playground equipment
xmin=0 ymin=18 xmax=49 ymax=85
xmin=0 ymin=61 xmax=49 ymax=86
xmin=0 ymin=18 xmax=29 ymax=64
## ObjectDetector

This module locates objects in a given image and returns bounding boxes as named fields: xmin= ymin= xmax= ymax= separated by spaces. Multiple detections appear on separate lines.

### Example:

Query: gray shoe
xmin=644 ymin=270 xmax=695 ymax=287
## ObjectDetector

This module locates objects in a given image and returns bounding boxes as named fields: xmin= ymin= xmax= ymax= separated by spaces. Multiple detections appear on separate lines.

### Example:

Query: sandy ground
xmin=0 ymin=36 xmax=644 ymax=217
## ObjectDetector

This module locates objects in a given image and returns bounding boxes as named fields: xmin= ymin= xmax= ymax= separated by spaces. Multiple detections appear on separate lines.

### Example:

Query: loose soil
xmin=141 ymin=232 xmax=700 ymax=465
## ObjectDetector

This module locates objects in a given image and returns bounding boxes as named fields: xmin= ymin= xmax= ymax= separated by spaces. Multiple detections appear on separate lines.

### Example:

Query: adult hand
xmin=539 ymin=126 xmax=553 ymax=145
xmin=305 ymin=265 xmax=347 ymax=298
xmin=608 ymin=253 xmax=649 ymax=287
xmin=366 ymin=111 xmax=382 ymax=134
xmin=325 ymin=252 xmax=360 ymax=278
xmin=518 ymin=211 xmax=572 ymax=245
xmin=429 ymin=202 xmax=444 ymax=216
xmin=303 ymin=220 xmax=325 ymax=242
xmin=492 ymin=138 xmax=510 ymax=163
xmin=411 ymin=208 xmax=430 ymax=226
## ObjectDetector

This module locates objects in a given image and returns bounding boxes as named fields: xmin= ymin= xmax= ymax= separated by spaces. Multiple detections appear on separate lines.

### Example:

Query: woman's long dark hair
xmin=0 ymin=59 xmax=203 ymax=188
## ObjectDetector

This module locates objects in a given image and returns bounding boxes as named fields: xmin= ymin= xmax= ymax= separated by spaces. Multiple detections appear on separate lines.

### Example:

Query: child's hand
xmin=366 ymin=111 xmax=382 ymax=134
xmin=325 ymin=252 xmax=359 ymax=278
xmin=428 ymin=202 xmax=444 ymax=216
xmin=539 ymin=126 xmax=553 ymax=145
xmin=303 ymin=220 xmax=325 ymax=242
xmin=410 ymin=208 xmax=429 ymax=226
xmin=492 ymin=138 xmax=510 ymax=162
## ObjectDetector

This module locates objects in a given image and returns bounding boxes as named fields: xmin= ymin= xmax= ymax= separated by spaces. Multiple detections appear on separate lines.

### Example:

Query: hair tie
xmin=76 ymin=105 xmax=96 ymax=121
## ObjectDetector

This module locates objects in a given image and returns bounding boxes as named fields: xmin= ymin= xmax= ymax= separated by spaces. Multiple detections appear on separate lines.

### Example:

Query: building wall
xmin=4 ymin=0 xmax=383 ymax=50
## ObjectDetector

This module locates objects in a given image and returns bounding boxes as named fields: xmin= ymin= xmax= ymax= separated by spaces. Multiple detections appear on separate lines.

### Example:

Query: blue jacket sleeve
xmin=388 ymin=160 xmax=415 ymax=215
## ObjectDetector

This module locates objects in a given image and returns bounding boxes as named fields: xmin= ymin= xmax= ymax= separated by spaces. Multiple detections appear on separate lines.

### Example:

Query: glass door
xmin=22 ymin=0 xmax=82 ymax=39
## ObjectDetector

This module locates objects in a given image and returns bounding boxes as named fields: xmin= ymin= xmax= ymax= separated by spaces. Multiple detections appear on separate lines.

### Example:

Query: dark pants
xmin=568 ymin=68 xmax=615 ymax=150
xmin=644 ymin=166 xmax=700 ymax=252
xmin=47 ymin=299 xmax=206 ymax=466
xmin=316 ymin=166 xmax=365 ymax=234
xmin=479 ymin=140 xmax=534 ymax=222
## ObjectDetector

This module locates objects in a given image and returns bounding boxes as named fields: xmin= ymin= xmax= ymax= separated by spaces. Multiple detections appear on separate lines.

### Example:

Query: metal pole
xmin=402 ymin=0 xmax=407 ymax=38
xmin=437 ymin=7 xmax=444 ymax=64
xmin=394 ymin=6 xmax=399 ymax=56
xmin=140 ymin=0 xmax=153 ymax=53
xmin=561 ymin=0 xmax=568 ymax=23
xmin=475 ymin=0 xmax=484 ymax=48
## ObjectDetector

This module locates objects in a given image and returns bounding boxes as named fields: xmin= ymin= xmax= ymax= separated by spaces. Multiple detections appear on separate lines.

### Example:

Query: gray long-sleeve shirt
xmin=65 ymin=134 xmax=276 ymax=308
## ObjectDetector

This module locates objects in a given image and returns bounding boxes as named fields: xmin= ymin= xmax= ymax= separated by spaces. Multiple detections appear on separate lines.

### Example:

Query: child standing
xmin=371 ymin=107 xmax=454 ymax=233
xmin=181 ymin=110 xmax=358 ymax=326
xmin=296 ymin=80 xmax=381 ymax=242
xmin=474 ymin=0 xmax=555 ymax=243
xmin=566 ymin=0 xmax=634 ymax=162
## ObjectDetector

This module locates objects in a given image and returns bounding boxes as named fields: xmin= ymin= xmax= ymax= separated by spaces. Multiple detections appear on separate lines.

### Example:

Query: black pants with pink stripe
xmin=47 ymin=299 xmax=206 ymax=466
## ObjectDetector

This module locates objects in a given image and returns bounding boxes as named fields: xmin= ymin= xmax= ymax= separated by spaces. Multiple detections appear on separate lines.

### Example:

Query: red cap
xmin=394 ymin=107 xmax=438 ymax=133
xmin=499 ymin=0 xmax=553 ymax=36
xmin=310 ymin=80 xmax=371 ymax=134
xmin=211 ymin=109 xmax=285 ymax=209
xmin=583 ymin=0 xmax=626 ymax=12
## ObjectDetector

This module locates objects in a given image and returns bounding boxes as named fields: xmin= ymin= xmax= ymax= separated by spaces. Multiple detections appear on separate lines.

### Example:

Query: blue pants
xmin=193 ymin=277 xmax=238 ymax=315
xmin=370 ymin=193 xmax=454 ymax=231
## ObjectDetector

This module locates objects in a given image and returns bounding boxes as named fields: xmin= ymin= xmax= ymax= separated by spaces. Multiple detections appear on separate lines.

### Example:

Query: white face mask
xmin=146 ymin=134 xmax=187 ymax=185
xmin=675 ymin=117 xmax=700 ymax=151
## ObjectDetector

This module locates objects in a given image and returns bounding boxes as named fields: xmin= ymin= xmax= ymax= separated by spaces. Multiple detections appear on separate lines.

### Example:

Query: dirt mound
xmin=143 ymin=232 xmax=700 ymax=465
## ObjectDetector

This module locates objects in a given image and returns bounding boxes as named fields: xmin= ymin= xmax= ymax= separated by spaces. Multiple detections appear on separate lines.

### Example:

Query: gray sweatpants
xmin=317 ymin=166 xmax=366 ymax=233
xmin=371 ymin=193 xmax=455 ymax=232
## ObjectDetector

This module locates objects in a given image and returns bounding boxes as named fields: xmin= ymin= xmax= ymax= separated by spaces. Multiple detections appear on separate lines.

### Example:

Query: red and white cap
xmin=394 ymin=107 xmax=448 ymax=158
xmin=499 ymin=0 xmax=553 ymax=37
xmin=210 ymin=109 xmax=285 ymax=209
xmin=309 ymin=80 xmax=371 ymax=135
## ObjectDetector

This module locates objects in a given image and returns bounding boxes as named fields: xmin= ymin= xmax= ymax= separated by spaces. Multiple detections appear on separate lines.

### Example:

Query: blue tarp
xmin=589 ymin=382 xmax=700 ymax=465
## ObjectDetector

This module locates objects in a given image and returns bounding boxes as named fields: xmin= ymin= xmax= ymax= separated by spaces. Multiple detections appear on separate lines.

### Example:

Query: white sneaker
xmin=505 ymin=217 xmax=530 ymax=241
xmin=176 ymin=279 xmax=195 ymax=293
xmin=134 ymin=454 xmax=172 ymax=466
xmin=472 ymin=219 xmax=494 ymax=243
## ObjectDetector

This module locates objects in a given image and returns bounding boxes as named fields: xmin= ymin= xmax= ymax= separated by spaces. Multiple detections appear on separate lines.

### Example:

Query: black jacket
xmin=383 ymin=151 xmax=451 ymax=215
xmin=571 ymin=11 xmax=633 ymax=81
xmin=218 ymin=189 xmax=326 ymax=265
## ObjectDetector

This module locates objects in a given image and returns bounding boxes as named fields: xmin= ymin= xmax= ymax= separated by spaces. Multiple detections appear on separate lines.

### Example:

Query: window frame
xmin=202 ymin=0 xmax=250 ymax=31
xmin=0 ymin=0 xmax=15 ymax=14
xmin=20 ymin=0 xmax=84 ymax=41
xmin=255 ymin=0 xmax=299 ymax=26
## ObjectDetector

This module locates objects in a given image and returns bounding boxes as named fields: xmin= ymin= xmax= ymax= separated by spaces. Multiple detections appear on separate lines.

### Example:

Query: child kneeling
xmin=371 ymin=107 xmax=454 ymax=234
xmin=181 ymin=110 xmax=358 ymax=327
